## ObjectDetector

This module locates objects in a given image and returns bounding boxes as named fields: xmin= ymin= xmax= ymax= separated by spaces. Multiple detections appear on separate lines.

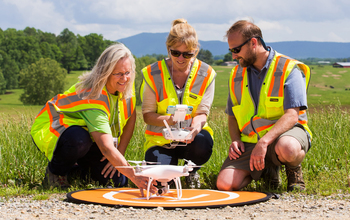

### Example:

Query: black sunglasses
xmin=170 ymin=49 xmax=195 ymax=59
xmin=228 ymin=37 xmax=253 ymax=54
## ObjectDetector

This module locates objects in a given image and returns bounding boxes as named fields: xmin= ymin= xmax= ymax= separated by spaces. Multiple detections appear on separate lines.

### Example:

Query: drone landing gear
xmin=173 ymin=177 xmax=182 ymax=200
xmin=146 ymin=177 xmax=153 ymax=200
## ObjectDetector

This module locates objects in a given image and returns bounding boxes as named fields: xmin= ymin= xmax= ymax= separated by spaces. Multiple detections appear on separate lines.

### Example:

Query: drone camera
xmin=157 ymin=186 xmax=169 ymax=196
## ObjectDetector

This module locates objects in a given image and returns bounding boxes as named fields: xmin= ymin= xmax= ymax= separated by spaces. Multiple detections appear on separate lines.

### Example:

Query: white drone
xmin=162 ymin=105 xmax=199 ymax=146
xmin=115 ymin=160 xmax=200 ymax=200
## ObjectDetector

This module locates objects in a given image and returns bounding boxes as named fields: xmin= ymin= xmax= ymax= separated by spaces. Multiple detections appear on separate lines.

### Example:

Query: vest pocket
xmin=265 ymin=97 xmax=284 ymax=119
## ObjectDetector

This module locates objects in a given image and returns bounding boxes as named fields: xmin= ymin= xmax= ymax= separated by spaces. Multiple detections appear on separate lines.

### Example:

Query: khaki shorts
xmin=220 ymin=125 xmax=310 ymax=180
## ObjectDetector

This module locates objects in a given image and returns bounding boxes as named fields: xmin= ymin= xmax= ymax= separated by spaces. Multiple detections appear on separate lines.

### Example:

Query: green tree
xmin=197 ymin=49 xmax=214 ymax=65
xmin=0 ymin=50 xmax=20 ymax=89
xmin=0 ymin=69 xmax=5 ymax=94
xmin=19 ymin=58 xmax=67 ymax=105
xmin=78 ymin=33 xmax=107 ymax=69
xmin=58 ymin=28 xmax=78 ymax=73
xmin=223 ymin=53 xmax=233 ymax=62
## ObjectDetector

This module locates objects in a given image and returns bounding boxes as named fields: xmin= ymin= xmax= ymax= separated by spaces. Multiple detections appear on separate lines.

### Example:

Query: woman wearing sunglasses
xmin=140 ymin=18 xmax=217 ymax=189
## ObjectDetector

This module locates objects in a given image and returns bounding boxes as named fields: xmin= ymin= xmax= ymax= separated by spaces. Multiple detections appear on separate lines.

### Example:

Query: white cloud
xmin=0 ymin=0 xmax=349 ymax=42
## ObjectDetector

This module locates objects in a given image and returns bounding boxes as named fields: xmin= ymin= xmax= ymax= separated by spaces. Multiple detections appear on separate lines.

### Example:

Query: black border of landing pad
xmin=67 ymin=188 xmax=272 ymax=209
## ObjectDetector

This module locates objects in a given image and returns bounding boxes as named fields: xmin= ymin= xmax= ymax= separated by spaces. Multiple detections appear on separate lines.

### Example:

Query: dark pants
xmin=49 ymin=126 xmax=128 ymax=187
xmin=145 ymin=129 xmax=213 ymax=172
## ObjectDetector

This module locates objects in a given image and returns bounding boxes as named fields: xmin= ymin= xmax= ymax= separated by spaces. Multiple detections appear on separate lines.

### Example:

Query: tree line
xmin=0 ymin=27 xmax=233 ymax=105
xmin=0 ymin=27 xmax=117 ymax=95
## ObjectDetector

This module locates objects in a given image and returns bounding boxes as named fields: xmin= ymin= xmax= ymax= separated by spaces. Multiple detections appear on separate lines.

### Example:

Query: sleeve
xmin=141 ymin=83 xmax=157 ymax=114
xmin=196 ymin=79 xmax=215 ymax=115
xmin=283 ymin=67 xmax=308 ymax=110
xmin=78 ymin=110 xmax=112 ymax=134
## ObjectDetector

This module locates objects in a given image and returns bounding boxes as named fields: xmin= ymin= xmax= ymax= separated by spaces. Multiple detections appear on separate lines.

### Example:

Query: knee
xmin=216 ymin=172 xmax=240 ymax=191
xmin=275 ymin=137 xmax=302 ymax=163
xmin=216 ymin=179 xmax=240 ymax=191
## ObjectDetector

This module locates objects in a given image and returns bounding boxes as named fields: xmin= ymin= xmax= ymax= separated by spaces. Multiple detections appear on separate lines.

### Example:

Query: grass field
xmin=0 ymin=64 xmax=349 ymax=197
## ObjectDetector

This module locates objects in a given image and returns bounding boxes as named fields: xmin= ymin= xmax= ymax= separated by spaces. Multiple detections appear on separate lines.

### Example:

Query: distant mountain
xmin=117 ymin=32 xmax=350 ymax=59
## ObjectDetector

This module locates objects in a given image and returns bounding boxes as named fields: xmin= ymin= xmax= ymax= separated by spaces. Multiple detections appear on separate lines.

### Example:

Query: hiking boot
xmin=286 ymin=164 xmax=305 ymax=192
xmin=185 ymin=172 xmax=201 ymax=189
xmin=44 ymin=167 xmax=70 ymax=189
xmin=262 ymin=164 xmax=281 ymax=190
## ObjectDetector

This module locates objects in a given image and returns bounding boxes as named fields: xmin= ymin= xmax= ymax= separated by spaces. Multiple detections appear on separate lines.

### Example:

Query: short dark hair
xmin=226 ymin=20 xmax=264 ymax=45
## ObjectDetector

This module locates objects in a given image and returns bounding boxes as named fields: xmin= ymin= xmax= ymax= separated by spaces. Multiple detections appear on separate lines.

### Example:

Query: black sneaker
xmin=286 ymin=164 xmax=305 ymax=191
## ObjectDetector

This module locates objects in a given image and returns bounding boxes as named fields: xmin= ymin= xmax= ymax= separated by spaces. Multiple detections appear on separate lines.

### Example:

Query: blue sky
xmin=1 ymin=0 xmax=349 ymax=43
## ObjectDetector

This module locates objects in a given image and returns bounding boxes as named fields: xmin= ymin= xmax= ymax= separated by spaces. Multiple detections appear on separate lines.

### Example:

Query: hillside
xmin=117 ymin=32 xmax=350 ymax=59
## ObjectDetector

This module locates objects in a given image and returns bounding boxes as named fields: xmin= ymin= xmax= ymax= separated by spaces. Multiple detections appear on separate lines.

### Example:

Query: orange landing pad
xmin=67 ymin=188 xmax=272 ymax=208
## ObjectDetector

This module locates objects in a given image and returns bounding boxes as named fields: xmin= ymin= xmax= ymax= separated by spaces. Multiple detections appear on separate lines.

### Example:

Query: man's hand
xmin=229 ymin=140 xmax=245 ymax=160
xmin=249 ymin=140 xmax=268 ymax=171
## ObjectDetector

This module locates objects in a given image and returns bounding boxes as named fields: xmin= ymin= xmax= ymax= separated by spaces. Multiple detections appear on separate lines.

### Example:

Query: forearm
xmin=228 ymin=115 xmax=242 ymax=142
xmin=259 ymin=107 xmax=299 ymax=145
xmin=143 ymin=112 xmax=175 ymax=127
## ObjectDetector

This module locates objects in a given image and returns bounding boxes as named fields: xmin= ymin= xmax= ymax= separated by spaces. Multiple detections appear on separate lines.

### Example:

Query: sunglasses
xmin=170 ymin=49 xmax=195 ymax=59
xmin=228 ymin=37 xmax=253 ymax=54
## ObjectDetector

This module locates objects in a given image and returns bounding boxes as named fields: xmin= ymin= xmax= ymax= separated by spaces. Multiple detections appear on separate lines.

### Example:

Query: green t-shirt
xmin=65 ymin=93 xmax=120 ymax=137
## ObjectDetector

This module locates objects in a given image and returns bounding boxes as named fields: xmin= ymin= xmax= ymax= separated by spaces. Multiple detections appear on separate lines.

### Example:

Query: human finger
xmin=109 ymin=167 xmax=117 ymax=179
xmin=101 ymin=162 xmax=111 ymax=175
xmin=100 ymin=156 xmax=107 ymax=162
xmin=104 ymin=164 xmax=115 ymax=178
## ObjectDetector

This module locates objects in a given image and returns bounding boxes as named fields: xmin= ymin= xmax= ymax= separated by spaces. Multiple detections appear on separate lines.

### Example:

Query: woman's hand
xmin=130 ymin=176 xmax=158 ymax=195
xmin=101 ymin=157 xmax=119 ymax=178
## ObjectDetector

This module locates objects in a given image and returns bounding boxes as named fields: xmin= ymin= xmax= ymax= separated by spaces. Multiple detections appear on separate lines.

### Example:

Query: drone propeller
xmin=183 ymin=159 xmax=197 ymax=166
xmin=128 ymin=160 xmax=160 ymax=165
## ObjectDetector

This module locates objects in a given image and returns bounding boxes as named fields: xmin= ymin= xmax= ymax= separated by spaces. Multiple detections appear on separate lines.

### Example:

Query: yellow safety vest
xmin=229 ymin=51 xmax=312 ymax=143
xmin=31 ymin=83 xmax=136 ymax=161
xmin=141 ymin=59 xmax=216 ymax=150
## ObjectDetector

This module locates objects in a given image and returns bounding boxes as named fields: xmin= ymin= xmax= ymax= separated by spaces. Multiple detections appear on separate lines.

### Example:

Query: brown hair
xmin=226 ymin=20 xmax=264 ymax=45
xmin=166 ymin=18 xmax=199 ymax=54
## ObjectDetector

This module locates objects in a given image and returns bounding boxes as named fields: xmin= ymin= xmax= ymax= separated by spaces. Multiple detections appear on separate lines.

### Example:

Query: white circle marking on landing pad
xmin=102 ymin=189 xmax=240 ymax=205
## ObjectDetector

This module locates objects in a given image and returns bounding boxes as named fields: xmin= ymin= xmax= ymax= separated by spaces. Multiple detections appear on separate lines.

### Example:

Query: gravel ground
xmin=1 ymin=193 xmax=350 ymax=220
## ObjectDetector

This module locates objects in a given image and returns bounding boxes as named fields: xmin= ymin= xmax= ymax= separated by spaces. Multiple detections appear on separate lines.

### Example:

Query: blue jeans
xmin=49 ymin=126 xmax=128 ymax=187
xmin=145 ymin=129 xmax=213 ymax=171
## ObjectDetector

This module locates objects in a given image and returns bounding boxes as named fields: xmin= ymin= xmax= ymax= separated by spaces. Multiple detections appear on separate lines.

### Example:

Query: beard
xmin=238 ymin=49 xmax=257 ymax=68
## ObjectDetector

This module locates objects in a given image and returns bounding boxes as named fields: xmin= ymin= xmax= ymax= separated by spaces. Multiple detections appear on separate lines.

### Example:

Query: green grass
xmin=0 ymin=105 xmax=349 ymax=197
xmin=0 ymin=65 xmax=350 ymax=198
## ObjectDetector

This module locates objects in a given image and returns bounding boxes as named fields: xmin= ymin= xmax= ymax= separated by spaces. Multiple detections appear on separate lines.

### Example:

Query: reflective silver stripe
xmin=241 ymin=123 xmax=254 ymax=135
xmin=47 ymin=96 xmax=66 ymax=135
xmin=146 ymin=124 xmax=164 ymax=134
xmin=241 ymin=118 xmax=277 ymax=135
xmin=298 ymin=111 xmax=308 ymax=122
xmin=269 ymin=56 xmax=288 ymax=97
xmin=233 ymin=66 xmax=244 ymax=105
xmin=190 ymin=62 xmax=210 ymax=95
xmin=125 ymin=97 xmax=132 ymax=118
xmin=149 ymin=62 xmax=166 ymax=102
xmin=56 ymin=93 xmax=110 ymax=110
